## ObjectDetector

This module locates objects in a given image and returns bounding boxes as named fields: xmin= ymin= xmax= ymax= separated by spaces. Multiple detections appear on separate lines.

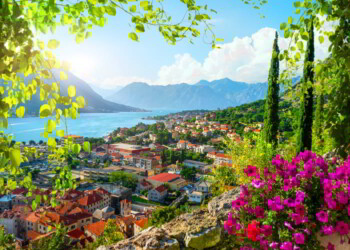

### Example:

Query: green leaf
xmin=128 ymin=32 xmax=139 ymax=41
xmin=10 ymin=149 xmax=22 ymax=167
xmin=73 ymin=144 xmax=81 ymax=154
xmin=136 ymin=24 xmax=145 ymax=33
xmin=68 ymin=85 xmax=76 ymax=98
xmin=39 ymin=104 xmax=52 ymax=118
xmin=16 ymin=106 xmax=25 ymax=118
xmin=47 ymin=39 xmax=60 ymax=49
xmin=288 ymin=16 xmax=293 ymax=24
xmin=319 ymin=36 xmax=325 ymax=44
xmin=60 ymin=71 xmax=68 ymax=81
xmin=88 ymin=0 xmax=97 ymax=4
xmin=129 ymin=5 xmax=137 ymax=12
xmin=297 ymin=41 xmax=304 ymax=50
xmin=140 ymin=1 xmax=148 ymax=8
xmin=216 ymin=38 xmax=224 ymax=42
xmin=48 ymin=137 xmax=57 ymax=147
xmin=76 ymin=96 xmax=85 ymax=108
xmin=83 ymin=141 xmax=91 ymax=153
xmin=32 ymin=200 xmax=37 ymax=211
xmin=56 ymin=130 xmax=65 ymax=137
xmin=280 ymin=22 xmax=287 ymax=30
xmin=47 ymin=119 xmax=56 ymax=133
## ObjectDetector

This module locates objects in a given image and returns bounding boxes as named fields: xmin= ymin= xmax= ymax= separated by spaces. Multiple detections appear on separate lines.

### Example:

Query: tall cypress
xmin=314 ymin=87 xmax=325 ymax=139
xmin=264 ymin=31 xmax=280 ymax=146
xmin=298 ymin=19 xmax=315 ymax=153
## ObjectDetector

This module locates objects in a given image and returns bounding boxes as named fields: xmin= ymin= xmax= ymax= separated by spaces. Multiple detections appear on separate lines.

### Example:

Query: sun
xmin=66 ymin=55 xmax=97 ymax=80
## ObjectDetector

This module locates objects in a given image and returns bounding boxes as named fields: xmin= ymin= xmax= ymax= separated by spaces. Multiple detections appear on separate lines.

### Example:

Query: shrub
xmin=224 ymin=151 xmax=350 ymax=250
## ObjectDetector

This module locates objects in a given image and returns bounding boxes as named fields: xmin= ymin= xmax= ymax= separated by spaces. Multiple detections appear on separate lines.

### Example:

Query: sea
xmin=4 ymin=110 xmax=177 ymax=143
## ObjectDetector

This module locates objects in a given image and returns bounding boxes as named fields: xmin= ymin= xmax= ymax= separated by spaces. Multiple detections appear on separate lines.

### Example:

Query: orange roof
xmin=207 ymin=151 xmax=217 ymax=155
xmin=134 ymin=218 xmax=148 ymax=228
xmin=148 ymin=173 xmax=180 ymax=183
xmin=27 ymin=230 xmax=43 ymax=241
xmin=96 ymin=153 xmax=106 ymax=156
xmin=78 ymin=192 xmax=103 ymax=206
xmin=84 ymin=221 xmax=106 ymax=237
xmin=67 ymin=228 xmax=85 ymax=239
xmin=95 ymin=187 xmax=110 ymax=195
xmin=124 ymin=155 xmax=133 ymax=159
xmin=178 ymin=140 xmax=188 ymax=144
xmin=216 ymin=153 xmax=231 ymax=159
xmin=25 ymin=212 xmax=40 ymax=223
xmin=120 ymin=199 xmax=131 ymax=204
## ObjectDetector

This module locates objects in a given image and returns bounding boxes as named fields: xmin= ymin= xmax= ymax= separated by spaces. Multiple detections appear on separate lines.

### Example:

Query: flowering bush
xmin=224 ymin=151 xmax=350 ymax=250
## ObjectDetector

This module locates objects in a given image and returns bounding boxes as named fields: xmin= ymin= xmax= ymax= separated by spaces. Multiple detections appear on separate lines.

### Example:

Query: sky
xmin=43 ymin=0 xmax=330 ymax=89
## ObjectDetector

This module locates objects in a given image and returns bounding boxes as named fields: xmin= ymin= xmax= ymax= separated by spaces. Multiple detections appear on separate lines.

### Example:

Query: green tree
xmin=109 ymin=171 xmax=138 ymax=190
xmin=0 ymin=226 xmax=15 ymax=250
xmin=180 ymin=167 xmax=197 ymax=181
xmin=29 ymin=225 xmax=69 ymax=250
xmin=264 ymin=32 xmax=280 ymax=147
xmin=314 ymin=83 xmax=325 ymax=141
xmin=297 ymin=19 xmax=315 ymax=153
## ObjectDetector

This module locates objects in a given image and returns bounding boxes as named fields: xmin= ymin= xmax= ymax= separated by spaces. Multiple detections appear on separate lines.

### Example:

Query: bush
xmin=224 ymin=151 xmax=350 ymax=250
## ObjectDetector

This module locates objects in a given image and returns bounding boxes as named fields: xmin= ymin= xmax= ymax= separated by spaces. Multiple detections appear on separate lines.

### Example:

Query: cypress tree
xmin=314 ymin=86 xmax=325 ymax=139
xmin=264 ymin=31 xmax=280 ymax=146
xmin=298 ymin=19 xmax=315 ymax=153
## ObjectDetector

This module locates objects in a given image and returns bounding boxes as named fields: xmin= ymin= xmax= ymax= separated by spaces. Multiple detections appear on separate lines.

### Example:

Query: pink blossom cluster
xmin=224 ymin=151 xmax=350 ymax=250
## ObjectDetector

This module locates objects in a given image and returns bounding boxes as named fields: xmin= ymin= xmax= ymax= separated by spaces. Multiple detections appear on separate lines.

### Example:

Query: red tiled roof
xmin=216 ymin=153 xmax=231 ymax=159
xmin=25 ymin=212 xmax=41 ymax=223
xmin=78 ymin=192 xmax=103 ymax=206
xmin=27 ymin=230 xmax=43 ymax=241
xmin=140 ymin=180 xmax=152 ymax=187
xmin=148 ymin=173 xmax=180 ymax=183
xmin=12 ymin=187 xmax=28 ymax=195
xmin=134 ymin=218 xmax=148 ymax=228
xmin=154 ymin=185 xmax=167 ymax=193
xmin=95 ymin=187 xmax=110 ymax=195
xmin=84 ymin=221 xmax=106 ymax=237
xmin=67 ymin=228 xmax=85 ymax=239
xmin=124 ymin=155 xmax=133 ymax=159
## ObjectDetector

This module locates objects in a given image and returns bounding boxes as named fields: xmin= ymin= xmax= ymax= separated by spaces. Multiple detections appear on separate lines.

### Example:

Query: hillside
xmin=1 ymin=71 xmax=144 ymax=115
xmin=106 ymin=77 xmax=300 ymax=110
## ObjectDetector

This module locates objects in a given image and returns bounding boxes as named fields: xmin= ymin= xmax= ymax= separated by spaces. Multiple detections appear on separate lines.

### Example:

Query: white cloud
xmin=155 ymin=26 xmax=332 ymax=85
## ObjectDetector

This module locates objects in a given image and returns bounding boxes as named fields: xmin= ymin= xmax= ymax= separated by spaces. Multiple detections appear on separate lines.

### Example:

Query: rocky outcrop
xmin=98 ymin=188 xmax=240 ymax=250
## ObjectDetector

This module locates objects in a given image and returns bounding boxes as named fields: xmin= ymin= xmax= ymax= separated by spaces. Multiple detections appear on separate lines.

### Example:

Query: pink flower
xmin=335 ymin=221 xmax=349 ymax=235
xmin=316 ymin=211 xmax=328 ymax=223
xmin=269 ymin=242 xmax=278 ymax=249
xmin=252 ymin=179 xmax=264 ymax=188
xmin=284 ymin=222 xmax=294 ymax=231
xmin=261 ymin=225 xmax=272 ymax=237
xmin=280 ymin=241 xmax=293 ymax=250
xmin=232 ymin=198 xmax=246 ymax=210
xmin=268 ymin=196 xmax=284 ymax=211
xmin=327 ymin=242 xmax=335 ymax=250
xmin=322 ymin=225 xmax=334 ymax=235
xmin=254 ymin=206 xmax=265 ymax=219
xmin=348 ymin=205 xmax=350 ymax=216
xmin=293 ymin=233 xmax=305 ymax=244
xmin=336 ymin=191 xmax=348 ymax=204
xmin=244 ymin=165 xmax=258 ymax=177
xmin=295 ymin=204 xmax=305 ymax=216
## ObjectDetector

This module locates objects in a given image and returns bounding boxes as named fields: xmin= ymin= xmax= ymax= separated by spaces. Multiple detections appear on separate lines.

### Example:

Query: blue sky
xmin=44 ymin=0 xmax=304 ymax=88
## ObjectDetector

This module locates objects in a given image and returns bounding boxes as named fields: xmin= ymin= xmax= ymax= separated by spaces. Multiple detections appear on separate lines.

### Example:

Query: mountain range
xmin=105 ymin=77 xmax=300 ymax=110
xmin=1 ymin=71 xmax=144 ymax=115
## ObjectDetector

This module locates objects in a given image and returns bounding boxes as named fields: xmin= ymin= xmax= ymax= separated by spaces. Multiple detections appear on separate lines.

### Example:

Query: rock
xmin=207 ymin=187 xmax=240 ymax=221
xmin=184 ymin=226 xmax=221 ymax=250
xmin=109 ymin=227 xmax=180 ymax=250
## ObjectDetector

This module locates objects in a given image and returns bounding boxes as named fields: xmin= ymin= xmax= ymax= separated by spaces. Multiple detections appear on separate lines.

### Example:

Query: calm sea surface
xmin=4 ymin=110 xmax=177 ymax=142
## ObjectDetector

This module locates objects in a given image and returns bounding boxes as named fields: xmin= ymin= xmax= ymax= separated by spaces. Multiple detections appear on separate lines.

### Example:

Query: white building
xmin=189 ymin=191 xmax=205 ymax=203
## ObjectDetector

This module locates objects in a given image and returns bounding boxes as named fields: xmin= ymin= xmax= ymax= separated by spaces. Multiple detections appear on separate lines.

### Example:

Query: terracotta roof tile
xmin=78 ymin=192 xmax=103 ymax=206
xmin=67 ymin=228 xmax=85 ymax=239
xmin=148 ymin=173 xmax=180 ymax=183
xmin=154 ymin=185 xmax=167 ymax=193
xmin=84 ymin=221 xmax=106 ymax=237
xmin=134 ymin=218 xmax=148 ymax=228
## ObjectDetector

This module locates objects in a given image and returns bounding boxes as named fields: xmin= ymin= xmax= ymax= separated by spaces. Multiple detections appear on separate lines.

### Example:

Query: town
xmin=0 ymin=110 xmax=263 ymax=248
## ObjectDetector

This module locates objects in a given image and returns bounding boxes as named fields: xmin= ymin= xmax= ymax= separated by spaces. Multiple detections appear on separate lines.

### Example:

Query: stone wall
xmin=97 ymin=188 xmax=240 ymax=250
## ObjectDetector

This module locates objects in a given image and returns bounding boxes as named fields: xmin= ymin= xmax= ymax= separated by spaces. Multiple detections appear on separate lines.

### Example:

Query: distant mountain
xmin=106 ymin=77 xmax=300 ymax=110
xmin=1 ymin=71 xmax=143 ymax=115
xmin=90 ymin=84 xmax=122 ymax=99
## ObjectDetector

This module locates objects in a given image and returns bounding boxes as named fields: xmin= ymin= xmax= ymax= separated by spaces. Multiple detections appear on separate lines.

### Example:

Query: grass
xmin=131 ymin=195 xmax=165 ymax=206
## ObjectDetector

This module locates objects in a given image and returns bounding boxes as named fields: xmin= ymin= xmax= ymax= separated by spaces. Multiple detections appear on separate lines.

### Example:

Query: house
xmin=116 ymin=215 xmax=135 ymax=238
xmin=131 ymin=156 xmax=159 ymax=170
xmin=172 ymin=132 xmax=180 ymax=140
xmin=0 ymin=210 xmax=21 ymax=236
xmin=214 ymin=153 xmax=232 ymax=165
xmin=147 ymin=173 xmax=187 ymax=191
xmin=195 ymin=180 xmax=212 ymax=196
xmin=57 ymin=189 xmax=84 ymax=202
xmin=188 ymin=191 xmax=205 ymax=203
xmin=176 ymin=140 xmax=189 ymax=150
xmin=154 ymin=165 xmax=167 ymax=174
xmin=84 ymin=220 xmax=106 ymax=240
xmin=0 ymin=195 xmax=16 ymax=213
xmin=149 ymin=134 xmax=157 ymax=143
xmin=92 ymin=206 xmax=115 ymax=221
xmin=148 ymin=185 xmax=168 ymax=202
xmin=195 ymin=145 xmax=215 ymax=154
xmin=77 ymin=192 xmax=104 ymax=213
xmin=183 ymin=160 xmax=208 ymax=169
xmin=137 ymin=180 xmax=153 ymax=193
xmin=134 ymin=218 xmax=148 ymax=235
xmin=93 ymin=152 xmax=108 ymax=161
xmin=120 ymin=199 xmax=131 ymax=217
